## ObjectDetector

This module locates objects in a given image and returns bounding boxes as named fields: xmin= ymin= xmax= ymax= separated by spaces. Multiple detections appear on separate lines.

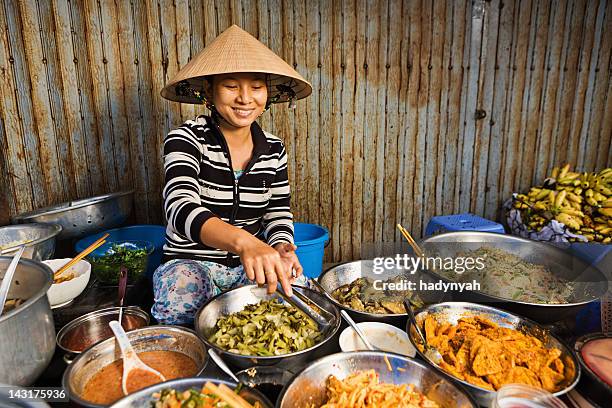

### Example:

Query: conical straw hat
xmin=161 ymin=24 xmax=312 ymax=105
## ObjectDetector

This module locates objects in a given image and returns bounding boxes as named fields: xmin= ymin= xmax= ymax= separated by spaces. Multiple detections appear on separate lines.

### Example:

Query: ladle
xmin=0 ymin=246 xmax=25 ymax=316
xmin=109 ymin=320 xmax=166 ymax=396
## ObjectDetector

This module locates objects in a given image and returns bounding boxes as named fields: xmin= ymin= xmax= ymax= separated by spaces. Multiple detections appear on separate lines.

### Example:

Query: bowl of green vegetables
xmin=87 ymin=240 xmax=154 ymax=284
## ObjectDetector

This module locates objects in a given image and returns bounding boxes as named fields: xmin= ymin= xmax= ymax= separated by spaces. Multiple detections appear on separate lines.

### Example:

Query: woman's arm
xmin=262 ymin=143 xmax=294 ymax=246
xmin=163 ymin=125 xmax=217 ymax=241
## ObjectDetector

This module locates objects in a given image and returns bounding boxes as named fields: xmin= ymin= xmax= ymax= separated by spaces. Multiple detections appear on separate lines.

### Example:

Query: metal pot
xmin=0 ymin=223 xmax=62 ymax=261
xmin=0 ymin=257 xmax=56 ymax=386
xmin=419 ymin=232 xmax=609 ymax=323
xmin=12 ymin=191 xmax=134 ymax=240
xmin=63 ymin=325 xmax=208 ymax=408
xmin=406 ymin=302 xmax=581 ymax=406
xmin=277 ymin=351 xmax=477 ymax=408
xmin=195 ymin=285 xmax=341 ymax=371
xmin=56 ymin=306 xmax=150 ymax=362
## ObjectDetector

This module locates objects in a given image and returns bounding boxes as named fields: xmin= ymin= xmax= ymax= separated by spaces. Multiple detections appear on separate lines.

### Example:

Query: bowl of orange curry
xmin=406 ymin=302 xmax=580 ymax=406
xmin=62 ymin=325 xmax=208 ymax=407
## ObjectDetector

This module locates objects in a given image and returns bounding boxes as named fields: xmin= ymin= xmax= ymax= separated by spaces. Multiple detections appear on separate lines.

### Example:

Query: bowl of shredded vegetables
xmin=86 ymin=240 xmax=154 ymax=284
xmin=110 ymin=377 xmax=273 ymax=408
xmin=277 ymin=351 xmax=477 ymax=408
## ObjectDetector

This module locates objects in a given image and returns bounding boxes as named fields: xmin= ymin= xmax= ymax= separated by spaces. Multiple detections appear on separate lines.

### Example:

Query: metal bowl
xmin=0 ymin=257 xmax=56 ymax=386
xmin=0 ymin=223 xmax=62 ymax=261
xmin=419 ymin=232 xmax=609 ymax=323
xmin=406 ymin=302 xmax=580 ymax=406
xmin=573 ymin=332 xmax=611 ymax=407
xmin=12 ymin=191 xmax=134 ymax=240
xmin=195 ymin=285 xmax=341 ymax=371
xmin=110 ymin=377 xmax=273 ymax=408
xmin=62 ymin=325 xmax=208 ymax=408
xmin=56 ymin=306 xmax=150 ymax=355
xmin=317 ymin=260 xmax=445 ymax=327
xmin=277 ymin=351 xmax=477 ymax=408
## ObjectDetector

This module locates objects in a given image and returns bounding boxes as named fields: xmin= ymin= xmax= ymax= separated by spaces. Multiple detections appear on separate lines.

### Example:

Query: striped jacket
xmin=163 ymin=115 xmax=294 ymax=267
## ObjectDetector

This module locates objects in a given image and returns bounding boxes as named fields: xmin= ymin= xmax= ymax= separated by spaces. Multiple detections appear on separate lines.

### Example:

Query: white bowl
xmin=339 ymin=321 xmax=416 ymax=357
xmin=43 ymin=258 xmax=91 ymax=307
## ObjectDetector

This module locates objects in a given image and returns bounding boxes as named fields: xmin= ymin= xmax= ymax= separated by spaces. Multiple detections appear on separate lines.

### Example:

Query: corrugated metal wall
xmin=1 ymin=0 xmax=611 ymax=261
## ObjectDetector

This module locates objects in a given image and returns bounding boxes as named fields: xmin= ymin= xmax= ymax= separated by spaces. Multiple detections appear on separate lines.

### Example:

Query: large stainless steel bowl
xmin=0 ymin=223 xmax=62 ymax=261
xmin=63 ymin=325 xmax=208 ymax=408
xmin=277 ymin=351 xmax=477 ymax=408
xmin=110 ymin=377 xmax=273 ymax=408
xmin=406 ymin=302 xmax=580 ymax=406
xmin=0 ymin=257 xmax=56 ymax=386
xmin=419 ymin=232 xmax=609 ymax=323
xmin=195 ymin=285 xmax=341 ymax=371
xmin=317 ymin=260 xmax=445 ymax=327
xmin=12 ymin=191 xmax=134 ymax=240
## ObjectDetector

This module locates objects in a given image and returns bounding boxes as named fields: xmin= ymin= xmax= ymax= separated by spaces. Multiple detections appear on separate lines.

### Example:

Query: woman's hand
xmin=274 ymin=243 xmax=303 ymax=283
xmin=237 ymin=236 xmax=293 ymax=296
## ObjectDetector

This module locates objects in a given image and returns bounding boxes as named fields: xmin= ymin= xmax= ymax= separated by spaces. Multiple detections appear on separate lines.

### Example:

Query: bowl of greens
xmin=87 ymin=240 xmax=154 ymax=284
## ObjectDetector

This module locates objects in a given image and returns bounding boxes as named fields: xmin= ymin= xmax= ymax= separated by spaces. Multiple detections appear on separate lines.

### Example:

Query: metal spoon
xmin=117 ymin=267 xmax=128 ymax=326
xmin=108 ymin=320 xmax=166 ymax=396
xmin=0 ymin=246 xmax=26 ymax=315
xmin=340 ymin=310 xmax=376 ymax=351
xmin=208 ymin=349 xmax=241 ymax=383
xmin=403 ymin=299 xmax=442 ymax=364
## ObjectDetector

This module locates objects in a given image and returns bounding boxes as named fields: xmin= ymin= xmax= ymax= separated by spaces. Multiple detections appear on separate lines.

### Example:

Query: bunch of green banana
xmin=513 ymin=164 xmax=612 ymax=243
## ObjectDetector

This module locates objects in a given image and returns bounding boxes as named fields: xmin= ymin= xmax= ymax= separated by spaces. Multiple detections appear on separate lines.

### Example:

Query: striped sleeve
xmin=263 ymin=143 xmax=294 ymax=246
xmin=163 ymin=124 xmax=217 ymax=244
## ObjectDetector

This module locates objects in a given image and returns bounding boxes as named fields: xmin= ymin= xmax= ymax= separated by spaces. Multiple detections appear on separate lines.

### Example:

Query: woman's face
xmin=208 ymin=73 xmax=268 ymax=129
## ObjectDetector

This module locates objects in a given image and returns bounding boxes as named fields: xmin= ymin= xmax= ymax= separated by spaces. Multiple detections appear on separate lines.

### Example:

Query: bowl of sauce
xmin=62 ymin=325 xmax=208 ymax=407
xmin=57 ymin=306 xmax=149 ymax=355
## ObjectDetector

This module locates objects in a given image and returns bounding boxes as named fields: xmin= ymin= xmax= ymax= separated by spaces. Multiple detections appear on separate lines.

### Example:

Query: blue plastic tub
xmin=294 ymin=222 xmax=329 ymax=279
xmin=425 ymin=213 xmax=505 ymax=237
xmin=75 ymin=225 xmax=166 ymax=280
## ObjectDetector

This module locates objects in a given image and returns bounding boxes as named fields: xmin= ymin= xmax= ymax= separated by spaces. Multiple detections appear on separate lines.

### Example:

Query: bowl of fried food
xmin=43 ymin=258 xmax=91 ymax=308
xmin=317 ymin=260 xmax=444 ymax=327
xmin=406 ymin=302 xmax=580 ymax=406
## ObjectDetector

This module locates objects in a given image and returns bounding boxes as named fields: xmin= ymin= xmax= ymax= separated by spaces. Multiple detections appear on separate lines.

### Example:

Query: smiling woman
xmin=152 ymin=25 xmax=313 ymax=325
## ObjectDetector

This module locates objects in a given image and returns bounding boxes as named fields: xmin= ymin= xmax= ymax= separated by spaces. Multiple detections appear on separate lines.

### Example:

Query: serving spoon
xmin=208 ymin=349 xmax=242 ymax=383
xmin=403 ymin=299 xmax=442 ymax=364
xmin=108 ymin=320 xmax=166 ymax=395
xmin=340 ymin=310 xmax=376 ymax=351
xmin=0 ymin=246 xmax=26 ymax=316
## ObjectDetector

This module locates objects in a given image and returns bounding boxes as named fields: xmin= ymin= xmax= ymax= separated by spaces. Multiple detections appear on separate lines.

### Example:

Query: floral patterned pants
xmin=151 ymin=259 xmax=308 ymax=324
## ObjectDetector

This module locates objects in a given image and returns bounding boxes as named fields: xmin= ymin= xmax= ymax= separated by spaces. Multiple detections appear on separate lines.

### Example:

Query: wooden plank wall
xmin=0 ymin=0 xmax=611 ymax=262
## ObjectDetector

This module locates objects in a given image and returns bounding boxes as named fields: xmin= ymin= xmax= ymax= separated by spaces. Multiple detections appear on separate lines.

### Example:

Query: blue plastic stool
xmin=425 ymin=213 xmax=505 ymax=237
xmin=75 ymin=225 xmax=166 ymax=280
xmin=294 ymin=223 xmax=329 ymax=279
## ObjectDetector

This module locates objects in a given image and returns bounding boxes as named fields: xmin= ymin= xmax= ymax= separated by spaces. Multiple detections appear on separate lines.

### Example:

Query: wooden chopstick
xmin=396 ymin=224 xmax=425 ymax=257
xmin=54 ymin=233 xmax=109 ymax=279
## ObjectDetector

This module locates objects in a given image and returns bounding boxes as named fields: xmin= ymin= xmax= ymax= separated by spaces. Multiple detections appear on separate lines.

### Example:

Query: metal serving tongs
xmin=275 ymin=282 xmax=334 ymax=330
xmin=404 ymin=299 xmax=442 ymax=364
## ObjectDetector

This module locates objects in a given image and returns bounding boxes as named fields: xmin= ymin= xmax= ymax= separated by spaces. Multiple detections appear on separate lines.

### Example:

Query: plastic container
xmin=294 ymin=222 xmax=329 ymax=278
xmin=75 ymin=225 xmax=165 ymax=279
xmin=425 ymin=213 xmax=506 ymax=237
xmin=87 ymin=240 xmax=154 ymax=285
xmin=492 ymin=384 xmax=568 ymax=408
